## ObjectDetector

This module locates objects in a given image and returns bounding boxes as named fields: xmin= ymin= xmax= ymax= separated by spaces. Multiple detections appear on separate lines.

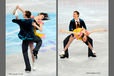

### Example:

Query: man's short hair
xmin=25 ymin=11 xmax=31 ymax=18
xmin=74 ymin=11 xmax=80 ymax=16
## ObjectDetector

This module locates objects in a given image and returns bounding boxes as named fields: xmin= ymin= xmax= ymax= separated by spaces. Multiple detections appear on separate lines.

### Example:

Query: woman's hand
xmin=60 ymin=30 xmax=64 ymax=32
xmin=103 ymin=29 xmax=107 ymax=32
xmin=16 ymin=5 xmax=20 ymax=9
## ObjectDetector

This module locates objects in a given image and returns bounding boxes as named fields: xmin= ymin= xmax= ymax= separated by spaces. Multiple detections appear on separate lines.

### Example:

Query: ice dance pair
xmin=12 ymin=5 xmax=49 ymax=72
xmin=59 ymin=11 xmax=107 ymax=58
xmin=60 ymin=28 xmax=107 ymax=58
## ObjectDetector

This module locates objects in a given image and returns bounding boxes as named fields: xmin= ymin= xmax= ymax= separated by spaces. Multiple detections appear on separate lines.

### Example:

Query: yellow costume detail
xmin=33 ymin=27 xmax=45 ymax=38
xmin=73 ymin=28 xmax=86 ymax=40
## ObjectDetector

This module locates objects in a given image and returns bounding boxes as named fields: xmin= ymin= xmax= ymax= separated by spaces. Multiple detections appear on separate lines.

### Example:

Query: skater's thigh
xmin=64 ymin=34 xmax=74 ymax=42
xmin=69 ymin=36 xmax=74 ymax=42
xmin=33 ymin=36 xmax=42 ymax=43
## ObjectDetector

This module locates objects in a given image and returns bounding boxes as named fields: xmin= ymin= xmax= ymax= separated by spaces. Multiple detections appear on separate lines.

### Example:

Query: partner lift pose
xmin=60 ymin=28 xmax=107 ymax=57
xmin=60 ymin=11 xmax=96 ymax=58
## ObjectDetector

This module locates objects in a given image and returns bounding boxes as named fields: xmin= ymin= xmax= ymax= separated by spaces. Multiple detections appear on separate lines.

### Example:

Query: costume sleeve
xmin=12 ymin=19 xmax=22 ymax=24
xmin=32 ymin=19 xmax=40 ymax=30
xmin=69 ymin=20 xmax=73 ymax=31
xmin=82 ymin=20 xmax=87 ymax=30
xmin=33 ymin=19 xmax=40 ymax=27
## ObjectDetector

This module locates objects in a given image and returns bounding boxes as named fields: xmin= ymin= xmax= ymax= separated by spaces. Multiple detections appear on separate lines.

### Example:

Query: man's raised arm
xmin=17 ymin=5 xmax=25 ymax=13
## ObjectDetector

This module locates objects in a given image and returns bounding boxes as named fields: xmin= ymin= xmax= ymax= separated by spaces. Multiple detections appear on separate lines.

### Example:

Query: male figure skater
xmin=60 ymin=11 xmax=96 ymax=58
xmin=12 ymin=6 xmax=42 ymax=72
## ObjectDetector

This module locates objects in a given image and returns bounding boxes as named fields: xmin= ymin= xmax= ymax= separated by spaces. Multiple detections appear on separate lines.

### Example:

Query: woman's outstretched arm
xmin=88 ymin=29 xmax=107 ymax=35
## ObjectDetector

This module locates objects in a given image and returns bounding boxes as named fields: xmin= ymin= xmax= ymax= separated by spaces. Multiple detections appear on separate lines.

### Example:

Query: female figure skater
xmin=14 ymin=5 xmax=49 ymax=70
xmin=60 ymin=28 xmax=107 ymax=57
xmin=30 ymin=13 xmax=48 ymax=70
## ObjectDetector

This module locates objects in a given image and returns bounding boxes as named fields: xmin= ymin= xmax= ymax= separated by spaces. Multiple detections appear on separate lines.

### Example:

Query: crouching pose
xmin=60 ymin=28 xmax=107 ymax=57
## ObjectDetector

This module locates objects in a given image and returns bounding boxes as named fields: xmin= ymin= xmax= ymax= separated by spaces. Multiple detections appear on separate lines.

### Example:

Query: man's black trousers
xmin=63 ymin=34 xmax=93 ymax=57
xmin=22 ymin=36 xmax=42 ymax=70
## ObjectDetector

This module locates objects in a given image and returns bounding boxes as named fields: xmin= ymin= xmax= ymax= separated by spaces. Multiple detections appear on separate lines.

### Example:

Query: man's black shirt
xmin=12 ymin=19 xmax=36 ymax=40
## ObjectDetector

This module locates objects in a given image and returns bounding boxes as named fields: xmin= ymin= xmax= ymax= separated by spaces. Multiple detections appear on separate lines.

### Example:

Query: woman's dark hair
xmin=25 ymin=11 xmax=31 ymax=18
xmin=38 ymin=12 xmax=49 ymax=20
xmin=81 ymin=33 xmax=88 ymax=44
xmin=81 ymin=33 xmax=85 ymax=38
xmin=74 ymin=11 xmax=79 ymax=16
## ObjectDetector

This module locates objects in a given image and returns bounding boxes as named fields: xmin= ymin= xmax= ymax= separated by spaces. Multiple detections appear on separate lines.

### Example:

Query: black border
xmin=109 ymin=0 xmax=114 ymax=76
xmin=56 ymin=0 xmax=58 ymax=76
xmin=0 ymin=0 xmax=5 ymax=76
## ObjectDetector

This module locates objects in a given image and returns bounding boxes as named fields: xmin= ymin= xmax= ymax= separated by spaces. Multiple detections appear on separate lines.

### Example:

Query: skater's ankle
xmin=61 ymin=50 xmax=65 ymax=55
xmin=92 ymin=50 xmax=96 ymax=54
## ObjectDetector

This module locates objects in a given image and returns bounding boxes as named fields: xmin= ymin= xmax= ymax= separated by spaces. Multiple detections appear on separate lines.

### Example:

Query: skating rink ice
xmin=58 ymin=0 xmax=108 ymax=76
xmin=6 ymin=0 xmax=56 ymax=76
